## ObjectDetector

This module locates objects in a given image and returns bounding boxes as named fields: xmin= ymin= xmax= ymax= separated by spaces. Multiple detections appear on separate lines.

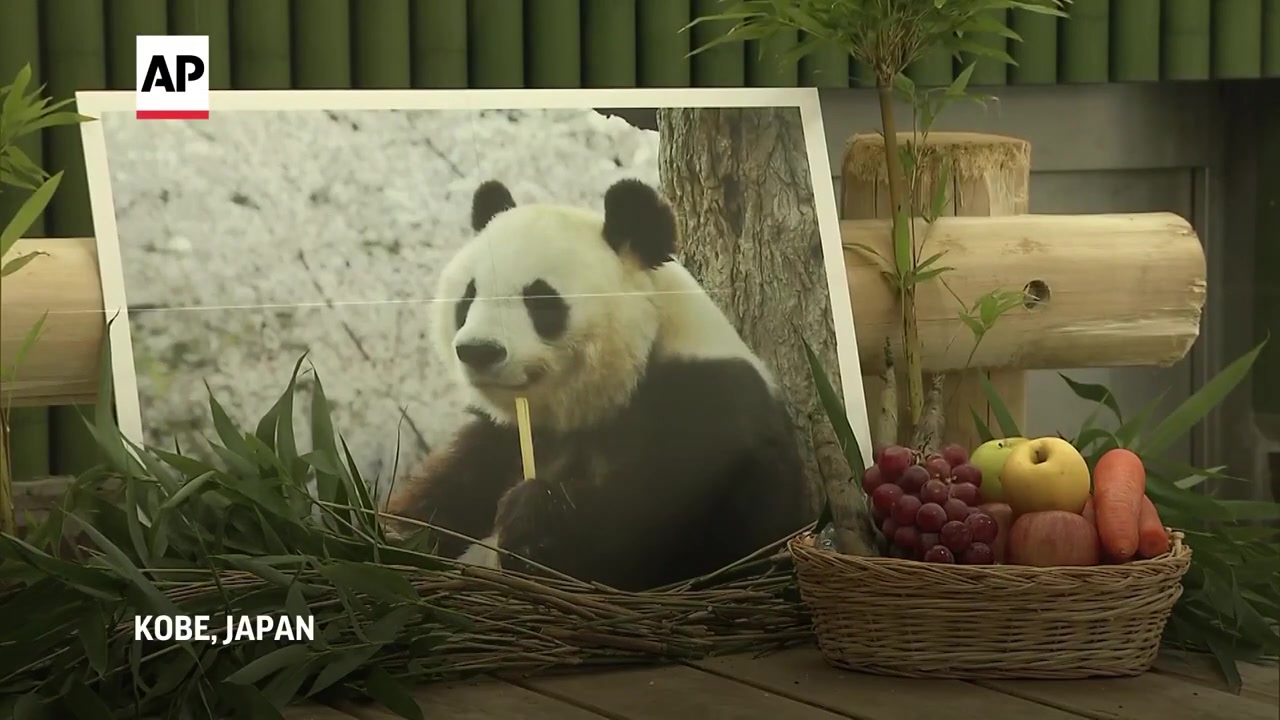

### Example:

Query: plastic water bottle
xmin=816 ymin=523 xmax=837 ymax=551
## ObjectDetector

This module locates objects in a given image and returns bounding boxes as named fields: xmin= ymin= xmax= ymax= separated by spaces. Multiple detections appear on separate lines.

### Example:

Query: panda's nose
xmin=455 ymin=341 xmax=508 ymax=370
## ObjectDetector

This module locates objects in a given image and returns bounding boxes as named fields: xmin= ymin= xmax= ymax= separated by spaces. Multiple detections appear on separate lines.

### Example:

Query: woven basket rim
xmin=789 ymin=528 xmax=1191 ymax=577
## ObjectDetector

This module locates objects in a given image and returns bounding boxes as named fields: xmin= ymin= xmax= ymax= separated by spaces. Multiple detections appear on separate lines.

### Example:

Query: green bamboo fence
xmin=1 ymin=0 xmax=1277 ymax=480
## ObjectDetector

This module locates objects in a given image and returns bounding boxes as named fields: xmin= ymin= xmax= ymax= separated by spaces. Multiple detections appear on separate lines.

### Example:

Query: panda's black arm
xmin=494 ymin=359 xmax=809 ymax=590
xmin=383 ymin=413 xmax=522 ymax=557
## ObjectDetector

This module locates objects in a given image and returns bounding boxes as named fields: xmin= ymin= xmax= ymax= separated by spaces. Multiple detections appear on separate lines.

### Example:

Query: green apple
xmin=1001 ymin=436 xmax=1092 ymax=516
xmin=969 ymin=437 xmax=1027 ymax=503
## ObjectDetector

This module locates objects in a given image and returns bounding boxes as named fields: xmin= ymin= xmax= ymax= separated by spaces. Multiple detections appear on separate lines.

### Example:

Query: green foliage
xmin=1 ymin=63 xmax=93 ymax=535
xmin=0 ymin=332 xmax=809 ymax=718
xmin=0 ymin=63 xmax=94 ymax=277
xmin=687 ymin=0 xmax=1070 ymax=83
xmin=974 ymin=340 xmax=1280 ymax=689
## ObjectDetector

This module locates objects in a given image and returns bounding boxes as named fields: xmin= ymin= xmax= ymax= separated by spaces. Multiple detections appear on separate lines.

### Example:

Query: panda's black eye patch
xmin=455 ymin=279 xmax=477 ymax=330
xmin=522 ymin=280 xmax=568 ymax=340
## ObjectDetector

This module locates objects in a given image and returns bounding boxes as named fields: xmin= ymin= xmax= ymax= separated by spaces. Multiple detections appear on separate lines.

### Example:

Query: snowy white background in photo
xmin=100 ymin=108 xmax=661 ymax=495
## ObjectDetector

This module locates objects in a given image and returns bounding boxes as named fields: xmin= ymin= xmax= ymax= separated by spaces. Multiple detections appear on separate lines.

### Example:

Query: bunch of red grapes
xmin=864 ymin=444 xmax=999 ymax=564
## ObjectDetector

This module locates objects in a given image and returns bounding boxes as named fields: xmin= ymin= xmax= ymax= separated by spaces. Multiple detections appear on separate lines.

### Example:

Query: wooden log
xmin=844 ymin=212 xmax=1207 ymax=373
xmin=843 ymin=131 xmax=1031 ymax=449
xmin=839 ymin=129 xmax=1187 ymax=450
xmin=0 ymin=237 xmax=103 ymax=406
xmin=0 ymin=216 xmax=1206 ymax=413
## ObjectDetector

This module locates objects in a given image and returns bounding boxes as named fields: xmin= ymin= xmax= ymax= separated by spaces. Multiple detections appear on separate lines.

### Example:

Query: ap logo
xmin=136 ymin=35 xmax=209 ymax=120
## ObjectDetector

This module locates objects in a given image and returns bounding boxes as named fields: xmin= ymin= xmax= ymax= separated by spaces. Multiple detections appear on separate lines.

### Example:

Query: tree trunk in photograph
xmin=842 ymin=132 xmax=1031 ymax=452
xmin=655 ymin=107 xmax=847 ymax=525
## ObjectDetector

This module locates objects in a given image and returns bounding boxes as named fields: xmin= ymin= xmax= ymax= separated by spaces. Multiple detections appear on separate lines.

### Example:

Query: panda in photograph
xmin=384 ymin=178 xmax=808 ymax=591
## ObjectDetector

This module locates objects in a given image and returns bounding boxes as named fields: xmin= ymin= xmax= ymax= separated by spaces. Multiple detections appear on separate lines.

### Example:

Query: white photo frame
xmin=74 ymin=88 xmax=875 ymax=532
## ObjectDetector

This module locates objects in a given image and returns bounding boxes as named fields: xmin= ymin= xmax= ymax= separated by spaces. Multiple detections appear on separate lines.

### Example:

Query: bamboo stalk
xmin=515 ymin=397 xmax=536 ymax=481
xmin=875 ymin=81 xmax=923 ymax=432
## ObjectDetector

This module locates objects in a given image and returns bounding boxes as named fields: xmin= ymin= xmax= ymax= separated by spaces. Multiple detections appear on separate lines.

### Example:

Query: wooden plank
xmin=522 ymin=664 xmax=850 ymax=719
xmin=980 ymin=672 xmax=1279 ymax=720
xmin=1111 ymin=0 xmax=1161 ymax=82
xmin=690 ymin=0 xmax=745 ymax=86
xmin=284 ymin=704 xmax=361 ymax=719
xmin=1161 ymin=0 xmax=1212 ymax=81
xmin=292 ymin=0 xmax=352 ymax=88
xmin=1058 ymin=0 xmax=1109 ymax=83
xmin=1213 ymin=0 xmax=1264 ymax=78
xmin=527 ymin=0 xmax=582 ymax=87
xmin=636 ymin=0 xmax=691 ymax=87
xmin=409 ymin=0 xmax=468 ymax=88
xmin=1008 ymin=8 xmax=1058 ymax=84
xmin=696 ymin=648 xmax=1084 ymax=720
xmin=1152 ymin=652 xmax=1279 ymax=703
xmin=340 ymin=677 xmax=606 ymax=719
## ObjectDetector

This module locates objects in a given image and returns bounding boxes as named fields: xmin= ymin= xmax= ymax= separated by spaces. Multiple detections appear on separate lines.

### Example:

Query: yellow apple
xmin=1000 ymin=437 xmax=1091 ymax=516
xmin=969 ymin=437 xmax=1026 ymax=503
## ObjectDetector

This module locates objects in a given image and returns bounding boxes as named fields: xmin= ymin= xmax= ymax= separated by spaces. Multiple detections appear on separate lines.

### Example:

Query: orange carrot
xmin=1081 ymin=495 xmax=1096 ymax=525
xmin=1092 ymin=448 xmax=1145 ymax=561
xmin=1137 ymin=495 xmax=1170 ymax=558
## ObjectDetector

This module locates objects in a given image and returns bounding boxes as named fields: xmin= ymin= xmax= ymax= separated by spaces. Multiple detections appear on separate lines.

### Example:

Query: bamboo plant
xmin=689 ymin=0 xmax=1070 ymax=440
xmin=0 ymin=64 xmax=94 ymax=534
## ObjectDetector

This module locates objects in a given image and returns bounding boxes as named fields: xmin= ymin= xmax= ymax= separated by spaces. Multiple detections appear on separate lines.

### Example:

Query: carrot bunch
xmin=1083 ymin=448 xmax=1170 ymax=562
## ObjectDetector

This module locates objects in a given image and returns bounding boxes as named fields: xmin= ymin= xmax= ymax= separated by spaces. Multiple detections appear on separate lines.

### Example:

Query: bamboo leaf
xmin=958 ymin=313 xmax=984 ymax=338
xmin=1 ymin=64 xmax=34 ymax=139
xmin=1058 ymin=373 xmax=1124 ymax=423
xmin=1204 ymin=635 xmax=1245 ymax=694
xmin=63 ymin=681 xmax=115 ymax=720
xmin=1138 ymin=341 xmax=1265 ymax=457
xmin=803 ymin=339 xmax=866 ymax=476
xmin=308 ymin=645 xmax=382 ymax=697
xmin=1 ymin=311 xmax=46 ymax=383
xmin=1 ymin=171 xmax=62 ymax=256
xmin=363 ymin=667 xmax=424 ymax=720
xmin=947 ymin=62 xmax=978 ymax=96
xmin=929 ymin=159 xmax=950 ymax=220
xmin=68 ymin=514 xmax=183 ymax=616
xmin=1115 ymin=390 xmax=1168 ymax=448
xmin=0 ymin=250 xmax=46 ymax=276
xmin=224 ymin=644 xmax=312 ymax=685
xmin=317 ymin=561 xmax=418 ymax=604
xmin=220 ymin=683 xmax=286 ymax=720
xmin=968 ymin=407 xmax=994 ymax=443
xmin=978 ymin=373 xmax=1021 ymax=437
xmin=158 ymin=470 xmax=219 ymax=512
xmin=12 ymin=693 xmax=50 ymax=720
xmin=909 ymin=266 xmax=955 ymax=283
xmin=77 ymin=602 xmax=110 ymax=676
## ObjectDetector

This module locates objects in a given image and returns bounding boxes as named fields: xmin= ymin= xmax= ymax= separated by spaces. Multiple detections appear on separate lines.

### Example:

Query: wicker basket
xmin=789 ymin=530 xmax=1192 ymax=679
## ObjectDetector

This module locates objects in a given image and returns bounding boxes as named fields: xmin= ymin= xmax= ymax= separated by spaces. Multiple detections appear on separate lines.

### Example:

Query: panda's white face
xmin=434 ymin=180 xmax=676 ymax=431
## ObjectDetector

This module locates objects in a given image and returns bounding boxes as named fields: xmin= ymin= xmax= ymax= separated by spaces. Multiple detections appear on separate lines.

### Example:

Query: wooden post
xmin=843 ymin=132 xmax=1031 ymax=450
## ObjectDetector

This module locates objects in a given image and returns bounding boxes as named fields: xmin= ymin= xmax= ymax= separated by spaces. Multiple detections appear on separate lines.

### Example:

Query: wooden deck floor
xmin=283 ymin=646 xmax=1278 ymax=720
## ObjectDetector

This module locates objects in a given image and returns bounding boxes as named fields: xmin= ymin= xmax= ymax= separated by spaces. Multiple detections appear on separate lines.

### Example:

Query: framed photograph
xmin=77 ymin=88 xmax=872 ymax=590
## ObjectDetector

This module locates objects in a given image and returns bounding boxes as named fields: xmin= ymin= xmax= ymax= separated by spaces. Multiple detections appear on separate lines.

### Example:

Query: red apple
xmin=1008 ymin=510 xmax=1100 ymax=567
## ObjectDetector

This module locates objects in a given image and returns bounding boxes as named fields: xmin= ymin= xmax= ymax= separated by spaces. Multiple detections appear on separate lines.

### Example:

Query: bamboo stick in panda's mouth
xmin=515 ymin=397 xmax=536 ymax=481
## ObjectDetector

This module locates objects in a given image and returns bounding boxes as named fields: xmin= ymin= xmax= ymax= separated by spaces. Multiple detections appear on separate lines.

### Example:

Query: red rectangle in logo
xmin=135 ymin=110 xmax=210 ymax=120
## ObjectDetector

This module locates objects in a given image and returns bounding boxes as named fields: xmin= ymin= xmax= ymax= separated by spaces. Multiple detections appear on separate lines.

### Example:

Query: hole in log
xmin=1023 ymin=279 xmax=1050 ymax=310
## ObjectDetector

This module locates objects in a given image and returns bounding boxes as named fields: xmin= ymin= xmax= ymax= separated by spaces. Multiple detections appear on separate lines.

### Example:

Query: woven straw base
xmin=789 ymin=531 xmax=1192 ymax=679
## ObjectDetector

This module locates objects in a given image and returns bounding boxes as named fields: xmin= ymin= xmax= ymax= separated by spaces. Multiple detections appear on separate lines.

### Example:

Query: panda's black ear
xmin=472 ymin=180 xmax=517 ymax=231
xmin=602 ymin=179 xmax=676 ymax=269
